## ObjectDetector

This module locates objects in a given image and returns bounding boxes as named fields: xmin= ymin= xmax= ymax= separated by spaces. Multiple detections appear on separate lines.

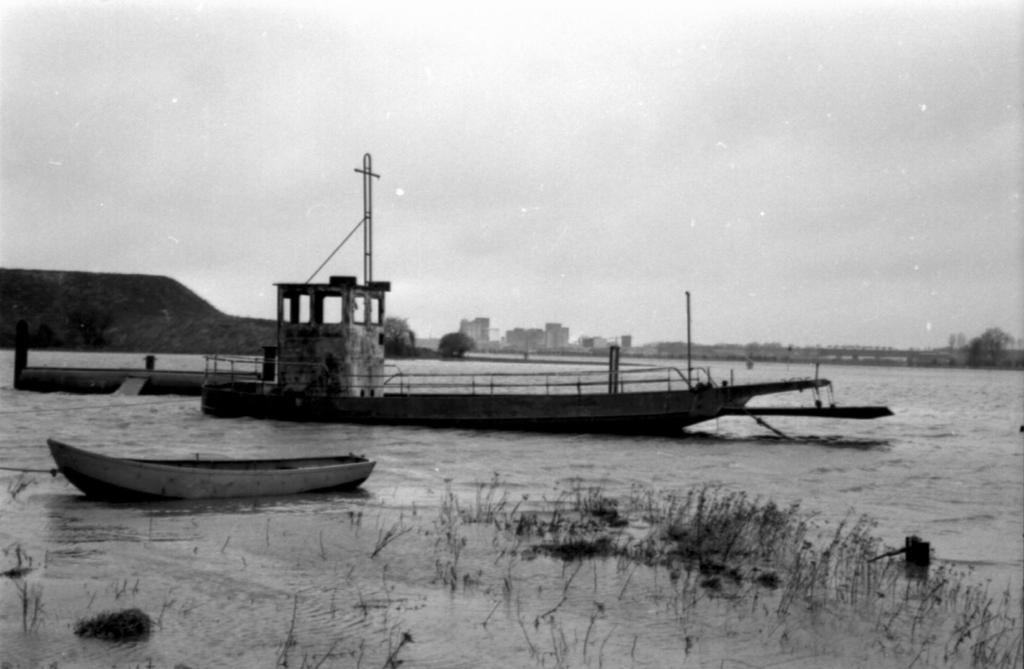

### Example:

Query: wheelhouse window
xmin=371 ymin=296 xmax=383 ymax=325
xmin=322 ymin=295 xmax=344 ymax=324
xmin=283 ymin=293 xmax=312 ymax=324
xmin=354 ymin=295 xmax=368 ymax=325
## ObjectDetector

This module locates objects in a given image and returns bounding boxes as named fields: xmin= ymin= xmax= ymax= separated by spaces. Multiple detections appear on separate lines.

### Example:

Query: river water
xmin=0 ymin=350 xmax=1021 ymax=668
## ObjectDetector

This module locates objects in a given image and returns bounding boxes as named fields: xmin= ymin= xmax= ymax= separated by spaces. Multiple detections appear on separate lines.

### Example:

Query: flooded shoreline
xmin=1 ymin=353 xmax=1021 ymax=667
xmin=2 ymin=474 xmax=1021 ymax=668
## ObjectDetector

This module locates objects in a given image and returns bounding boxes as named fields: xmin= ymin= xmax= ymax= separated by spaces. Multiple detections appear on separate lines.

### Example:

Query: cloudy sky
xmin=2 ymin=1 xmax=1021 ymax=347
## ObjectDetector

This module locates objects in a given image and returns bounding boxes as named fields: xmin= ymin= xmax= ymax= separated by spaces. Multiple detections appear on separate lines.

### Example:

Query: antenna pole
xmin=686 ymin=291 xmax=692 ymax=385
xmin=354 ymin=153 xmax=380 ymax=284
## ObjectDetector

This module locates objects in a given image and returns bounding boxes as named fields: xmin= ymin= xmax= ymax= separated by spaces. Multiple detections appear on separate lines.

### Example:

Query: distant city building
xmin=579 ymin=336 xmax=611 ymax=349
xmin=620 ymin=335 xmax=632 ymax=349
xmin=459 ymin=317 xmax=490 ymax=344
xmin=506 ymin=327 xmax=545 ymax=351
xmin=544 ymin=323 xmax=570 ymax=349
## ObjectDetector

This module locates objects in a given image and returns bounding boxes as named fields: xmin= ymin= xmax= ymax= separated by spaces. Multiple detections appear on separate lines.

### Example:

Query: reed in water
xmin=439 ymin=479 xmax=1023 ymax=668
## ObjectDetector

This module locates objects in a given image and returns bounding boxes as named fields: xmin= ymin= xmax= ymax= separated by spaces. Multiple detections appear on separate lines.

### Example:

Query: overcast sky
xmin=2 ymin=1 xmax=1021 ymax=347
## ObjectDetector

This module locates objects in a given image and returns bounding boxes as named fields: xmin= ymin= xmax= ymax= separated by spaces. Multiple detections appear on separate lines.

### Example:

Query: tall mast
xmin=354 ymin=153 xmax=380 ymax=284
xmin=686 ymin=291 xmax=692 ymax=385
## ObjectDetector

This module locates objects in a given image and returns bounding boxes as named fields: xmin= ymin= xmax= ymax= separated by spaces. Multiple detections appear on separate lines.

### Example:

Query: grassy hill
xmin=0 ymin=268 xmax=275 ymax=354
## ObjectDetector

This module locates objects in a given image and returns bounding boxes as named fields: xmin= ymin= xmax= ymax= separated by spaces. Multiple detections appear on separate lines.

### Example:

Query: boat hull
xmin=48 ymin=439 xmax=375 ymax=501
xmin=200 ymin=380 xmax=836 ymax=434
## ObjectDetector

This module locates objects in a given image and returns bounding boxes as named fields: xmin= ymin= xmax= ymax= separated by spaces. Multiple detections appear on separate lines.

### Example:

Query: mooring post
xmin=144 ymin=355 xmax=156 ymax=371
xmin=868 ymin=534 xmax=933 ymax=572
xmin=608 ymin=345 xmax=621 ymax=394
xmin=905 ymin=535 xmax=931 ymax=567
xmin=14 ymin=320 xmax=29 ymax=389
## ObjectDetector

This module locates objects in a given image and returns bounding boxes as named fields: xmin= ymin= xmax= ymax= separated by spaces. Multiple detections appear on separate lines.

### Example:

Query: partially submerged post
xmin=905 ymin=535 xmax=931 ymax=567
xmin=14 ymin=320 xmax=28 ymax=389
xmin=868 ymin=535 xmax=931 ymax=574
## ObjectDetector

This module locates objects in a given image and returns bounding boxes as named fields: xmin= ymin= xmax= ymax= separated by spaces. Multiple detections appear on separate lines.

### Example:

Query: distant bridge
xmin=807 ymin=347 xmax=958 ymax=366
xmin=661 ymin=343 xmax=964 ymax=367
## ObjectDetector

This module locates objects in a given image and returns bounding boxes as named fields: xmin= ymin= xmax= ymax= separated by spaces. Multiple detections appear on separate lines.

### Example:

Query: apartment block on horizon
xmin=506 ymin=327 xmax=545 ymax=351
xmin=544 ymin=322 xmax=570 ymax=349
xmin=459 ymin=317 xmax=490 ymax=344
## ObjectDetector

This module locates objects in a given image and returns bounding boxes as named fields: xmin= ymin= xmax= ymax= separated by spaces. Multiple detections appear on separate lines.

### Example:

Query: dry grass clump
xmin=2 ymin=544 xmax=43 ymax=632
xmin=1 ymin=544 xmax=34 ymax=580
xmin=74 ymin=608 xmax=152 ymax=640
xmin=657 ymin=487 xmax=803 ymax=567
xmin=518 ymin=485 xmax=633 ymax=561
xmin=532 ymin=535 xmax=617 ymax=561
xmin=507 ymin=483 xmax=798 ymax=570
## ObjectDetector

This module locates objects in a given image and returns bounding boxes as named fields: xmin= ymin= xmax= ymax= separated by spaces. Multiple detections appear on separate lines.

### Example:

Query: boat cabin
xmin=273 ymin=276 xmax=391 ymax=397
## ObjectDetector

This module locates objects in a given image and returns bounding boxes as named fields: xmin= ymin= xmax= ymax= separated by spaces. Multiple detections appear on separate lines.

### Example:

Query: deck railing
xmin=379 ymin=365 xmax=698 ymax=395
xmin=205 ymin=355 xmax=266 ymax=381
xmin=204 ymin=355 xmax=714 ymax=396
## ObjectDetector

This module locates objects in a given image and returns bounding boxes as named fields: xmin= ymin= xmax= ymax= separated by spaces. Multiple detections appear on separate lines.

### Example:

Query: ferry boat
xmin=200 ymin=156 xmax=892 ymax=435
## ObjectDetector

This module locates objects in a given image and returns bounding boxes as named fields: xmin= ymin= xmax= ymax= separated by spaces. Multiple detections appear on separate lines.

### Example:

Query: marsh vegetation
xmin=423 ymin=477 xmax=1022 ymax=668
xmin=1 ymin=476 xmax=1020 ymax=668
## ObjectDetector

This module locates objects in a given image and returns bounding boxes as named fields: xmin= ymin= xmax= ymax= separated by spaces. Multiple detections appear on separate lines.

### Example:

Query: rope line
xmin=306 ymin=218 xmax=365 ymax=284
xmin=0 ymin=466 xmax=58 ymax=476
xmin=743 ymin=409 xmax=790 ymax=439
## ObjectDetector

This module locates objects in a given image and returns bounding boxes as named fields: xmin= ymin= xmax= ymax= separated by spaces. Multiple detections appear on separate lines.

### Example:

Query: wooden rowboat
xmin=47 ymin=438 xmax=375 ymax=501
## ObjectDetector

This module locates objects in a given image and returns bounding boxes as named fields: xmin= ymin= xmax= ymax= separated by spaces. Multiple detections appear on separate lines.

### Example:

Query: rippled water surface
xmin=1 ymin=351 xmax=1021 ymax=667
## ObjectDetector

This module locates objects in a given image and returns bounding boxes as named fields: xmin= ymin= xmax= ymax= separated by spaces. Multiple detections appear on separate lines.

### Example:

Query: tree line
xmin=384 ymin=317 xmax=474 ymax=358
xmin=952 ymin=327 xmax=1018 ymax=368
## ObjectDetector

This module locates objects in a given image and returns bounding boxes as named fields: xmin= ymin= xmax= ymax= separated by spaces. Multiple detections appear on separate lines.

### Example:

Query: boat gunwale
xmin=203 ymin=354 xmax=718 ymax=394
xmin=47 ymin=439 xmax=373 ymax=475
